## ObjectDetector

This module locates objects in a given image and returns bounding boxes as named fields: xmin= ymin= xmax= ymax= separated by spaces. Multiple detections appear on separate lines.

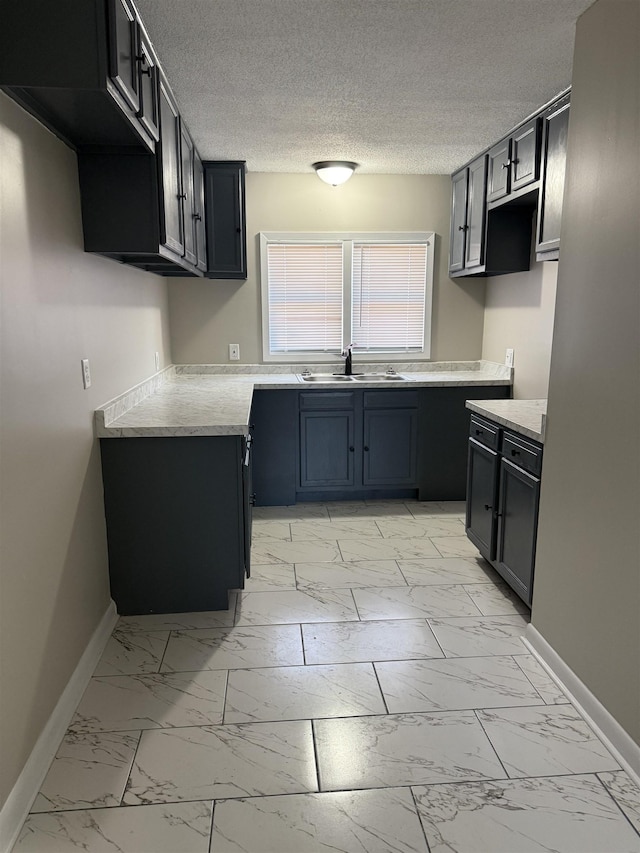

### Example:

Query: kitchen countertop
xmin=96 ymin=361 xmax=513 ymax=438
xmin=465 ymin=398 xmax=547 ymax=444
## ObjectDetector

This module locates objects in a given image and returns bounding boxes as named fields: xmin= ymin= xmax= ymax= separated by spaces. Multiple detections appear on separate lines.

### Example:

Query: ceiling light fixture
xmin=312 ymin=161 xmax=358 ymax=186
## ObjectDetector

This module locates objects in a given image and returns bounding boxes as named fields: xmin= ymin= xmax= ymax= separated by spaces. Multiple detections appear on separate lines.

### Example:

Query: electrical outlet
xmin=81 ymin=358 xmax=91 ymax=389
xmin=229 ymin=343 xmax=240 ymax=361
xmin=155 ymin=351 xmax=160 ymax=371
xmin=505 ymin=348 xmax=515 ymax=368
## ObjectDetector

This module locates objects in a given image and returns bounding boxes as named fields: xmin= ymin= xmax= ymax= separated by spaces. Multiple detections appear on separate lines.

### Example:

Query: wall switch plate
xmin=505 ymin=348 xmax=515 ymax=367
xmin=229 ymin=343 xmax=240 ymax=361
xmin=81 ymin=358 xmax=91 ymax=389
xmin=155 ymin=351 xmax=160 ymax=371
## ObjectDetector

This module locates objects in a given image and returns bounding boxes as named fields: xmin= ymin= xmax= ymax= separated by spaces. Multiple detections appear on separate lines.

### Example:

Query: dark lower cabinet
xmin=251 ymin=386 xmax=511 ymax=505
xmin=100 ymin=435 xmax=250 ymax=614
xmin=466 ymin=438 xmax=499 ymax=560
xmin=300 ymin=410 xmax=356 ymax=488
xmin=495 ymin=459 xmax=540 ymax=601
xmin=465 ymin=416 xmax=543 ymax=606
xmin=363 ymin=408 xmax=418 ymax=486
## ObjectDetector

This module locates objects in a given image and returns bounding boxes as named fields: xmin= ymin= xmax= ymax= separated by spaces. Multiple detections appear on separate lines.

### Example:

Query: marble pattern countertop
xmin=465 ymin=399 xmax=547 ymax=444
xmin=96 ymin=362 xmax=513 ymax=439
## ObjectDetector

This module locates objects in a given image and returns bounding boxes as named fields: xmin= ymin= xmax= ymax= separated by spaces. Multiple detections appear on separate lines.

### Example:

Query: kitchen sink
xmin=297 ymin=373 xmax=413 ymax=383
xmin=298 ymin=374 xmax=354 ymax=382
xmin=351 ymin=373 xmax=411 ymax=381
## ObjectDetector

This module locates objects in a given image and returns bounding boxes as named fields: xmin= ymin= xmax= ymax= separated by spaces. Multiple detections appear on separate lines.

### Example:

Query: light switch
xmin=81 ymin=358 xmax=91 ymax=389
xmin=505 ymin=348 xmax=515 ymax=367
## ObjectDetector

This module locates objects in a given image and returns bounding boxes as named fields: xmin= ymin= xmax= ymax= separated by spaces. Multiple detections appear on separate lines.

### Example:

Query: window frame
xmin=260 ymin=231 xmax=435 ymax=363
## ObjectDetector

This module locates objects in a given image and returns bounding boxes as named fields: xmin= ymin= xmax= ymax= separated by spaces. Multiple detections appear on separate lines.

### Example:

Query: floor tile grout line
xmin=31 ymin=771 xmax=635 ymax=819
xmin=118 ymin=729 xmax=144 ymax=808
xmin=309 ymin=719 xmax=322 ymax=793
xmin=409 ymin=785 xmax=433 ymax=853
xmin=512 ymin=653 xmax=558 ymax=705
xmin=594 ymin=773 xmax=640 ymax=841
xmin=472 ymin=708 xmax=512 ymax=781
xmin=370 ymin=661 xmax=390 ymax=715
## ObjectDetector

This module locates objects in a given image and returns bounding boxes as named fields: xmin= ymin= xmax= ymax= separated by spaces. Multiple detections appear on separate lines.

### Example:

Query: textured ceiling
xmin=135 ymin=0 xmax=594 ymax=175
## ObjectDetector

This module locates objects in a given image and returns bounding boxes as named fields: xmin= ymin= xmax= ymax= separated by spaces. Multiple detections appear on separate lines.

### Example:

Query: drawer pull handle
xmin=484 ymin=504 xmax=493 ymax=511
xmin=475 ymin=429 xmax=482 ymax=436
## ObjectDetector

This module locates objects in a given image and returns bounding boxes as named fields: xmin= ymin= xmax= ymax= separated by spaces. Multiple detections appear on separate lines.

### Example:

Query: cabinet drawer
xmin=363 ymin=390 xmax=419 ymax=409
xmin=299 ymin=391 xmax=355 ymax=410
xmin=469 ymin=415 xmax=500 ymax=450
xmin=502 ymin=432 xmax=542 ymax=476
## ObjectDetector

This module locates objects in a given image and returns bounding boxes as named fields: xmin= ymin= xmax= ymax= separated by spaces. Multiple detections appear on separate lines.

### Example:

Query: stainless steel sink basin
xmin=297 ymin=373 xmax=412 ymax=383
xmin=297 ymin=374 xmax=353 ymax=382
xmin=351 ymin=373 xmax=411 ymax=381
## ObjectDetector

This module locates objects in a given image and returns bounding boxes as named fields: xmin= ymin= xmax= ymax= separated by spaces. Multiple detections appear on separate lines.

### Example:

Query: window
xmin=260 ymin=232 xmax=434 ymax=361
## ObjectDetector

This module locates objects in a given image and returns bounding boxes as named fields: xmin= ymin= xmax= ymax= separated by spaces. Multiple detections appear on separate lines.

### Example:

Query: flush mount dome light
xmin=312 ymin=161 xmax=358 ymax=186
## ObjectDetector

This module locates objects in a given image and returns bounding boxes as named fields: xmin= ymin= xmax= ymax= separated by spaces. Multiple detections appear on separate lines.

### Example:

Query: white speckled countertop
xmin=466 ymin=398 xmax=547 ymax=444
xmin=96 ymin=361 xmax=513 ymax=438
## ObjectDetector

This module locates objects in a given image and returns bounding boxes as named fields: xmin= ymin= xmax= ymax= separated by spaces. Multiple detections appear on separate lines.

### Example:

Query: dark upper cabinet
xmin=449 ymin=168 xmax=469 ymax=274
xmin=449 ymin=155 xmax=488 ymax=275
xmin=449 ymin=152 xmax=532 ymax=279
xmin=108 ymin=0 xmax=140 ymax=113
xmin=487 ymin=137 xmax=511 ymax=204
xmin=193 ymin=152 xmax=208 ymax=272
xmin=157 ymin=75 xmax=184 ymax=257
xmin=536 ymin=94 xmax=571 ymax=260
xmin=136 ymin=29 xmax=160 ymax=142
xmin=204 ymin=161 xmax=248 ymax=279
xmin=179 ymin=123 xmax=197 ymax=266
xmin=487 ymin=118 xmax=541 ymax=206
xmin=0 ymin=0 xmax=155 ymax=151
xmin=77 ymin=73 xmax=205 ymax=276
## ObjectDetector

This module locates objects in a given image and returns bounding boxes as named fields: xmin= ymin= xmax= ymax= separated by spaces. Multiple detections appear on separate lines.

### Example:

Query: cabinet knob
xmin=139 ymin=67 xmax=152 ymax=76
xmin=193 ymin=213 xmax=202 ymax=221
xmin=511 ymin=449 xmax=520 ymax=456
xmin=349 ymin=446 xmax=355 ymax=452
xmin=457 ymin=225 xmax=467 ymax=231
xmin=474 ymin=429 xmax=482 ymax=436
xmin=364 ymin=446 xmax=369 ymax=452
xmin=178 ymin=193 xmax=187 ymax=200
xmin=501 ymin=160 xmax=511 ymax=169
xmin=484 ymin=504 xmax=493 ymax=511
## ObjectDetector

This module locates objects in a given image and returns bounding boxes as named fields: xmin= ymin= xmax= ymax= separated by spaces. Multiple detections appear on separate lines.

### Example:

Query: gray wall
xmin=0 ymin=93 xmax=172 ymax=807
xmin=168 ymin=172 xmax=486 ymax=364
xmin=482 ymin=262 xmax=558 ymax=399
xmin=532 ymin=0 xmax=640 ymax=744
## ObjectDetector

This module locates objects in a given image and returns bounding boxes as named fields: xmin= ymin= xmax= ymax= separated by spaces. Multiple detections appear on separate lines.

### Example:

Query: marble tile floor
xmin=14 ymin=500 xmax=640 ymax=852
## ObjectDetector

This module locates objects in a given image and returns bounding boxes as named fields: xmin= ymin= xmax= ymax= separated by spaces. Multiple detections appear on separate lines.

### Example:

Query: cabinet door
xmin=487 ymin=137 xmax=511 ymax=203
xmin=136 ymin=30 xmax=159 ymax=141
xmin=180 ymin=123 xmax=196 ymax=265
xmin=193 ymin=151 xmax=207 ymax=271
xmin=449 ymin=168 xmax=468 ymax=273
xmin=536 ymin=96 xmax=570 ymax=256
xmin=363 ymin=409 xmax=418 ymax=486
xmin=204 ymin=162 xmax=247 ymax=279
xmin=465 ymin=438 xmax=499 ymax=561
xmin=158 ymin=78 xmax=184 ymax=255
xmin=242 ymin=435 xmax=253 ymax=581
xmin=108 ymin=0 xmax=140 ymax=112
xmin=511 ymin=117 xmax=541 ymax=192
xmin=496 ymin=459 xmax=540 ymax=605
xmin=465 ymin=155 xmax=488 ymax=269
xmin=300 ymin=411 xmax=355 ymax=488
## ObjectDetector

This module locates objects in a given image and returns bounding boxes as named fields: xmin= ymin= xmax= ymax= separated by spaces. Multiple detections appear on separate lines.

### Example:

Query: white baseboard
xmin=525 ymin=623 xmax=640 ymax=784
xmin=0 ymin=600 xmax=118 ymax=853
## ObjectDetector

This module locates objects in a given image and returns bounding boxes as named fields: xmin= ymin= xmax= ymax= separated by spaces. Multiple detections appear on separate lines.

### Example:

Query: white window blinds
xmin=351 ymin=243 xmax=427 ymax=352
xmin=266 ymin=243 xmax=343 ymax=353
